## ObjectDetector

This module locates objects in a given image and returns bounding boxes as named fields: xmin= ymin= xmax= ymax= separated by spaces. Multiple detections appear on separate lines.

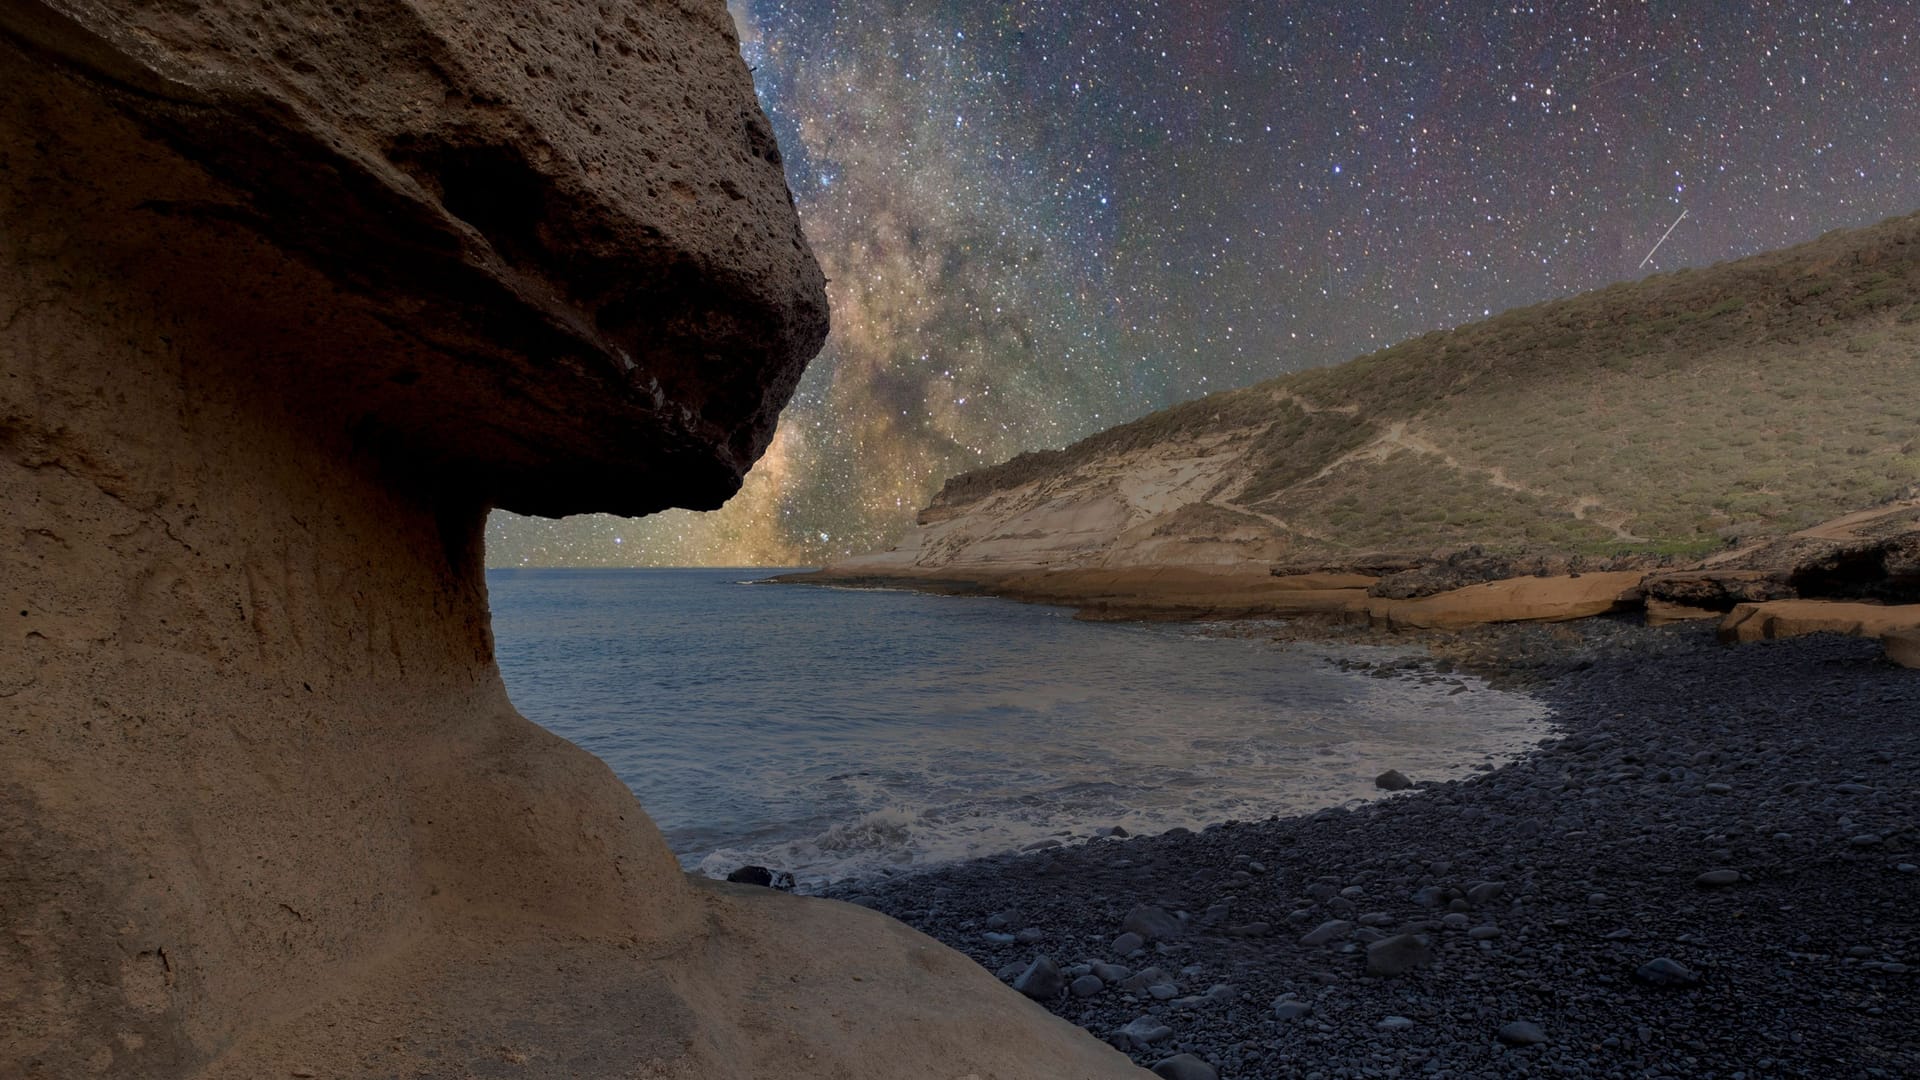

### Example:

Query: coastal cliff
xmin=814 ymin=212 xmax=1920 ymax=648
xmin=0 ymin=3 xmax=1137 ymax=1076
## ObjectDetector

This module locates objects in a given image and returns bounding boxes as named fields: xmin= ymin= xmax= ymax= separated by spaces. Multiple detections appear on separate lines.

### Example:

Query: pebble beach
xmin=825 ymin=622 xmax=1919 ymax=1079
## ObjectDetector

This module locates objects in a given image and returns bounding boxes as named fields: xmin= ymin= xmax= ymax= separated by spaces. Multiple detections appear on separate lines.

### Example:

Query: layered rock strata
xmin=0 ymin=3 xmax=1136 ymax=1076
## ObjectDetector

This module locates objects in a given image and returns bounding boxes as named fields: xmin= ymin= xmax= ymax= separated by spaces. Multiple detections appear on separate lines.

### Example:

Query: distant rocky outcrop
xmin=802 ymin=212 xmax=1920 ymax=657
xmin=0 ymin=3 xmax=1135 ymax=1077
xmin=846 ymin=210 xmax=1920 ymax=579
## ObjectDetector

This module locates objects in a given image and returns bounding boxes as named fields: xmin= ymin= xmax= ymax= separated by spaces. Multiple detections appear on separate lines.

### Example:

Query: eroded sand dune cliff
xmin=0 ymin=2 xmax=1138 ymax=1075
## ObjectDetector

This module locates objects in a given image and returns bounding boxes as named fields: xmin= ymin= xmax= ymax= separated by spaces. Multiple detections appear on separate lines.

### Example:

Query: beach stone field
xmin=824 ymin=623 xmax=1918 ymax=1079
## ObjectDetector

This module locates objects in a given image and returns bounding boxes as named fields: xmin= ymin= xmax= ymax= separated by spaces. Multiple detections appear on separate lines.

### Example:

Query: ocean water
xmin=487 ymin=568 xmax=1546 ymax=889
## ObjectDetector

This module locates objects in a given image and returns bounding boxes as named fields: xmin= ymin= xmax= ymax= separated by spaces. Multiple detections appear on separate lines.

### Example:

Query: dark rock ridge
xmin=0 ymin=3 xmax=1136 ymax=1077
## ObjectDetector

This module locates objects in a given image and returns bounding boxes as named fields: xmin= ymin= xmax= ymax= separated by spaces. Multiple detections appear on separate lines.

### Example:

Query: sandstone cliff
xmin=848 ymin=211 xmax=1920 ymax=579
xmin=0 ymin=2 xmax=1137 ymax=1076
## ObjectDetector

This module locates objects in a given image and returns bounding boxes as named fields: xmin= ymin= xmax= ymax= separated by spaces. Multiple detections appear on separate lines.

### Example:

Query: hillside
xmin=868 ymin=210 xmax=1920 ymax=575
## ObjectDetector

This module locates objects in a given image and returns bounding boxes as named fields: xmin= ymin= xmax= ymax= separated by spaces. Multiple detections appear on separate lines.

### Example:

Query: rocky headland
xmin=0 ymin=2 xmax=1136 ymax=1076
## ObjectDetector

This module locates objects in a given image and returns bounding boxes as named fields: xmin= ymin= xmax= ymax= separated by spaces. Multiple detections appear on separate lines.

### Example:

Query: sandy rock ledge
xmin=0 ymin=3 xmax=1136 ymax=1076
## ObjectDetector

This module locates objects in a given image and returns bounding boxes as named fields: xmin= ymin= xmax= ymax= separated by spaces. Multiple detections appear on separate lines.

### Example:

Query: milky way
xmin=487 ymin=0 xmax=1920 ymax=568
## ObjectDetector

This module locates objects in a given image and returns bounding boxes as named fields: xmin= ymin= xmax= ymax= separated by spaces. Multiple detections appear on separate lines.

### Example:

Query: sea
xmin=487 ymin=568 xmax=1547 ymax=891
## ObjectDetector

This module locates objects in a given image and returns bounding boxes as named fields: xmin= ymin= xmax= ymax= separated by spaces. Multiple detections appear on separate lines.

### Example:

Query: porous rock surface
xmin=0 ymin=3 xmax=1136 ymax=1077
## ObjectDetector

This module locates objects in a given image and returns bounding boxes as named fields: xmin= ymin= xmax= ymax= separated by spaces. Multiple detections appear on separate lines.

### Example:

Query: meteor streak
xmin=1639 ymin=209 xmax=1689 ymax=269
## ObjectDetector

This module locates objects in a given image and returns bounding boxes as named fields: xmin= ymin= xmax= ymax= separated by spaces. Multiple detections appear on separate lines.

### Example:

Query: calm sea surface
xmin=488 ymin=568 xmax=1545 ymax=888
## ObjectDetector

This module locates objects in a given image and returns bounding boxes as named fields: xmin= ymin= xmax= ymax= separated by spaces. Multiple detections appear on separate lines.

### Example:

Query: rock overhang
xmin=1 ymin=0 xmax=830 ymax=519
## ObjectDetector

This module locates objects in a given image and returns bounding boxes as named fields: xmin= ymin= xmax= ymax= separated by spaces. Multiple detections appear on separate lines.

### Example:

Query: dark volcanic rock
xmin=1299 ymin=919 xmax=1355 ymax=946
xmin=1120 ymin=1016 xmax=1174 ymax=1048
xmin=1634 ymin=957 xmax=1704 ymax=988
xmin=1641 ymin=570 xmax=1797 ymax=609
xmin=1374 ymin=768 xmax=1414 ymax=791
xmin=1150 ymin=1053 xmax=1220 ymax=1080
xmin=1498 ymin=1020 xmax=1550 ymax=1046
xmin=1122 ymin=904 xmax=1186 ymax=940
xmin=1364 ymin=933 xmax=1434 ymax=977
xmin=1013 ymin=955 xmax=1066 ymax=1000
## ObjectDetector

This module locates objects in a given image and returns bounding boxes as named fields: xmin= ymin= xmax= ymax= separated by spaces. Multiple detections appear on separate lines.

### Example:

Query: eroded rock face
xmin=3 ymin=0 xmax=827 ymax=518
xmin=0 ymin=4 xmax=1136 ymax=1077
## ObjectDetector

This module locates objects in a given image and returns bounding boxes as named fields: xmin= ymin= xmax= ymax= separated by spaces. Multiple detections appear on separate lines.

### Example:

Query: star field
xmin=488 ymin=0 xmax=1920 ymax=567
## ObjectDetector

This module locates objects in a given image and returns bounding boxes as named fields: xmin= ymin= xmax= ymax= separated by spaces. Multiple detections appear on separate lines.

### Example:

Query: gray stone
xmin=1012 ymin=955 xmax=1064 ymax=1000
xmin=1151 ymin=1053 xmax=1219 ymax=1080
xmin=1069 ymin=974 xmax=1105 ymax=998
xmin=1299 ymin=919 xmax=1355 ymax=946
xmin=1366 ymin=933 xmax=1434 ymax=977
xmin=1273 ymin=1000 xmax=1313 ymax=1021
xmin=1376 ymin=769 xmax=1414 ymax=791
xmin=725 ymin=865 xmax=776 ymax=887
xmin=1123 ymin=904 xmax=1185 ymax=941
xmin=1119 ymin=967 xmax=1171 ymax=992
xmin=1465 ymin=881 xmax=1506 ymax=907
xmin=1468 ymin=925 xmax=1503 ymax=941
xmin=1695 ymin=869 xmax=1742 ymax=887
xmin=1378 ymin=1016 xmax=1415 ymax=1030
xmin=1634 ymin=957 xmax=1702 ymax=987
xmin=1112 ymin=931 xmax=1146 ymax=954
xmin=1120 ymin=1016 xmax=1174 ymax=1048
xmin=1091 ymin=962 xmax=1131 ymax=983
xmin=1499 ymin=1020 xmax=1550 ymax=1046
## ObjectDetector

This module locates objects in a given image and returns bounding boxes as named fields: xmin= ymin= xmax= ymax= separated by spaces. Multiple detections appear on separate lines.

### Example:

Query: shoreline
xmin=813 ymin=619 xmax=1918 ymax=1078
xmin=670 ymin=604 xmax=1556 ymax=894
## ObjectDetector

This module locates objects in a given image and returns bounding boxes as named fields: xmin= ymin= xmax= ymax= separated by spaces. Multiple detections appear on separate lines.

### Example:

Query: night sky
xmin=488 ymin=0 xmax=1920 ymax=568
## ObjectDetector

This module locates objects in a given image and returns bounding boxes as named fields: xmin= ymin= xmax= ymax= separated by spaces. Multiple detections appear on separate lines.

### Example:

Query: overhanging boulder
xmin=0 ymin=3 xmax=1138 ymax=1076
